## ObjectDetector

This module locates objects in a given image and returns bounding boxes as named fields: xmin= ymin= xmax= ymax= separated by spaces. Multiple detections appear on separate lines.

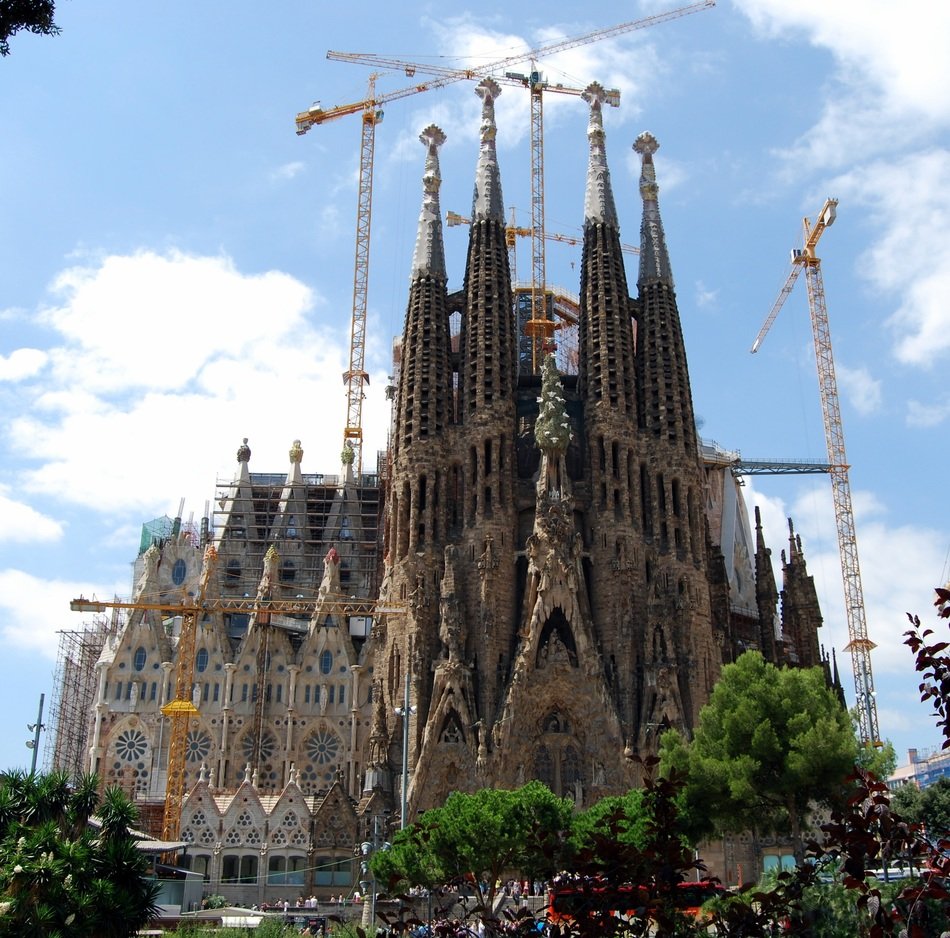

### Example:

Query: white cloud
xmin=694 ymin=280 xmax=718 ymax=309
xmin=0 ymin=569 xmax=122 ymax=658
xmin=830 ymin=150 xmax=950 ymax=367
xmin=836 ymin=362 xmax=882 ymax=416
xmin=6 ymin=250 xmax=392 ymax=517
xmin=0 ymin=486 xmax=63 ymax=543
xmin=0 ymin=348 xmax=47 ymax=382
xmin=907 ymin=397 xmax=950 ymax=429
xmin=39 ymin=250 xmax=315 ymax=393
xmin=270 ymin=161 xmax=306 ymax=182
xmin=736 ymin=1 xmax=950 ymax=170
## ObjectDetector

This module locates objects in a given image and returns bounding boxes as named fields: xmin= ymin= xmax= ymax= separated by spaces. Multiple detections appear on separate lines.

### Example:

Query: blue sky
xmin=1 ymin=0 xmax=948 ymax=775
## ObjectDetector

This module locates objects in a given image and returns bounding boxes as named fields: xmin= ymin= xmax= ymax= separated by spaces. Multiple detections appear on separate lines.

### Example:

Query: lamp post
xmin=25 ymin=693 xmax=45 ymax=775
xmin=359 ymin=814 xmax=390 ymax=928
xmin=394 ymin=671 xmax=416 ymax=829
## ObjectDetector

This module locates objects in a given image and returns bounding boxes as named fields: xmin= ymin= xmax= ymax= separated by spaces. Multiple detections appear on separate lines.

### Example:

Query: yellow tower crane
xmin=71 ymin=578 xmax=398 ymax=842
xmin=296 ymin=2 xmax=715 ymax=470
xmin=751 ymin=198 xmax=881 ymax=746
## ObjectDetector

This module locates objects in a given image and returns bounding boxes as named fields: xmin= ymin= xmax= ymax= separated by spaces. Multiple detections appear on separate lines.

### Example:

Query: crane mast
xmin=752 ymin=199 xmax=880 ymax=746
xmin=297 ymin=76 xmax=380 ymax=480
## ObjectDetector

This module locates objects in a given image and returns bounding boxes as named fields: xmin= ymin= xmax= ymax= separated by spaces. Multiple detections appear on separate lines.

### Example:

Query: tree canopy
xmin=0 ymin=1 xmax=59 ymax=56
xmin=659 ymin=652 xmax=857 ymax=858
xmin=0 ymin=770 xmax=159 ymax=937
xmin=891 ymin=776 xmax=950 ymax=841
xmin=371 ymin=781 xmax=573 ymax=912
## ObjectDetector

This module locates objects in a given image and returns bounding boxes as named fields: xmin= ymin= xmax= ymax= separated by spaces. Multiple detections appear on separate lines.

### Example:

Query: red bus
xmin=548 ymin=879 xmax=724 ymax=926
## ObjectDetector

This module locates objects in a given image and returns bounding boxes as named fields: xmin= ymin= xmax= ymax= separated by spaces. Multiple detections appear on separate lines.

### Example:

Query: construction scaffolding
xmin=46 ymin=614 xmax=118 ymax=779
xmin=211 ymin=473 xmax=384 ymax=615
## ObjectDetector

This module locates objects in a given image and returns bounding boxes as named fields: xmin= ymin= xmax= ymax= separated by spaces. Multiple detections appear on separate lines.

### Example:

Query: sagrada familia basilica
xmin=53 ymin=79 xmax=832 ymax=901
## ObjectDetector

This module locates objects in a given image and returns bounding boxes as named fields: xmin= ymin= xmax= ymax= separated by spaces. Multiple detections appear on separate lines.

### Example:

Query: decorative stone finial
xmin=243 ymin=763 xmax=252 ymax=784
xmin=633 ymin=131 xmax=673 ymax=286
xmin=633 ymin=132 xmax=660 ymax=201
xmin=410 ymin=125 xmax=447 ymax=281
xmin=341 ymin=442 xmax=354 ymax=465
xmin=582 ymin=82 xmax=619 ymax=228
xmin=237 ymin=437 xmax=251 ymax=463
xmin=472 ymin=79 xmax=504 ymax=222
xmin=289 ymin=439 xmax=303 ymax=464
xmin=198 ymin=762 xmax=208 ymax=784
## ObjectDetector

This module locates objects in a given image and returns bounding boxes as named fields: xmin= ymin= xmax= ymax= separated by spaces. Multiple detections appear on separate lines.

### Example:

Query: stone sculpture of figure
xmin=237 ymin=437 xmax=251 ymax=463
xmin=135 ymin=543 xmax=160 ymax=598
xmin=653 ymin=664 xmax=682 ymax=728
xmin=318 ymin=547 xmax=341 ymax=600
xmin=409 ymin=573 xmax=428 ymax=615
xmin=129 ymin=681 xmax=139 ymax=707
xmin=259 ymin=544 xmax=280 ymax=596
xmin=439 ymin=544 xmax=466 ymax=662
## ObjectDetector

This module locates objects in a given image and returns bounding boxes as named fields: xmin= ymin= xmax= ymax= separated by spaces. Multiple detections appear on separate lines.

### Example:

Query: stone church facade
xmin=62 ymin=80 xmax=830 ymax=901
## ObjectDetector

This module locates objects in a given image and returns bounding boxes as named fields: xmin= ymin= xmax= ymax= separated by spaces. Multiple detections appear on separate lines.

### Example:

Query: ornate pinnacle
xmin=289 ymin=439 xmax=303 ymax=464
xmin=583 ymin=82 xmax=618 ymax=228
xmin=633 ymin=131 xmax=660 ymax=201
xmin=411 ymin=124 xmax=447 ymax=280
xmin=472 ymin=79 xmax=504 ymax=222
xmin=633 ymin=131 xmax=672 ymax=286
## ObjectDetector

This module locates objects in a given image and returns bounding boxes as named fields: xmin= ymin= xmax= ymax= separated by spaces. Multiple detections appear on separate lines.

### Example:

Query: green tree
xmin=892 ymin=776 xmax=950 ymax=840
xmin=0 ymin=0 xmax=59 ymax=56
xmin=370 ymin=781 xmax=573 ymax=913
xmin=856 ymin=739 xmax=897 ymax=780
xmin=660 ymin=652 xmax=857 ymax=862
xmin=570 ymin=789 xmax=651 ymax=856
xmin=890 ymin=781 xmax=925 ymax=826
xmin=0 ymin=769 xmax=160 ymax=937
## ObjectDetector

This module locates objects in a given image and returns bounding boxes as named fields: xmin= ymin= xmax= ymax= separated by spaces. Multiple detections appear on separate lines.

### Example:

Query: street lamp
xmin=25 ymin=693 xmax=45 ymax=775
xmin=359 ymin=814 xmax=391 ymax=928
xmin=393 ymin=671 xmax=416 ymax=830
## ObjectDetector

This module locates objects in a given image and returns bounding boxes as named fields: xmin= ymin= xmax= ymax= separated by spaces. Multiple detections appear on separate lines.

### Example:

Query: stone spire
xmin=471 ymin=79 xmax=504 ymax=222
xmin=633 ymin=131 xmax=696 ymax=452
xmin=780 ymin=517 xmax=823 ymax=668
xmin=459 ymin=84 xmax=516 ymax=418
xmin=754 ymin=505 xmax=779 ymax=663
xmin=411 ymin=125 xmax=447 ymax=282
xmin=578 ymin=84 xmax=636 ymax=413
xmin=394 ymin=125 xmax=454 ymax=453
xmin=633 ymin=132 xmax=673 ymax=288
xmin=582 ymin=82 xmax=619 ymax=228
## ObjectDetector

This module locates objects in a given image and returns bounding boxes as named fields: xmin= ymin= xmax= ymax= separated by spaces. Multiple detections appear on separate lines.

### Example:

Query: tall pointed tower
xmin=631 ymin=132 xmax=719 ymax=735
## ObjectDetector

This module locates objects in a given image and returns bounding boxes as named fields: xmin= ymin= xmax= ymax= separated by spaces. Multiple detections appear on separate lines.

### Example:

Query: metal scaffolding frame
xmin=46 ymin=614 xmax=117 ymax=779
